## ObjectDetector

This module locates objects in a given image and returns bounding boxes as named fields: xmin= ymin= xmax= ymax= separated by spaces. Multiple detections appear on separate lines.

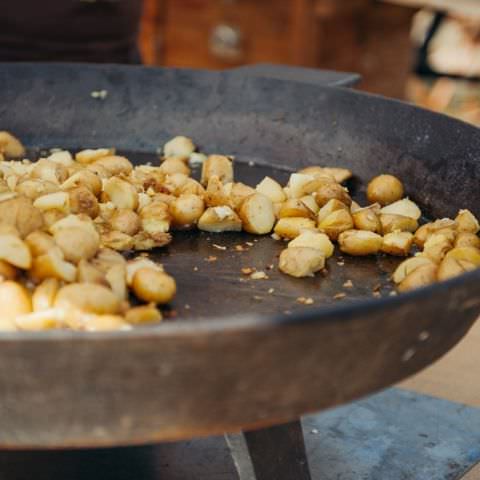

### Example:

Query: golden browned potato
xmin=238 ymin=193 xmax=275 ymax=235
xmin=273 ymin=217 xmax=316 ymax=239
xmin=455 ymin=209 xmax=480 ymax=234
xmin=413 ymin=218 xmax=456 ymax=248
xmin=170 ymin=194 xmax=205 ymax=227
xmin=68 ymin=186 xmax=99 ymax=218
xmin=61 ymin=169 xmax=102 ymax=197
xmin=77 ymin=259 xmax=108 ymax=285
xmin=31 ymin=159 xmax=68 ymax=185
xmin=32 ymin=278 xmax=59 ymax=311
xmin=445 ymin=246 xmax=480 ymax=266
xmin=437 ymin=256 xmax=476 ymax=282
xmin=287 ymin=173 xmax=333 ymax=199
xmin=380 ymin=198 xmax=421 ymax=220
xmin=318 ymin=209 xmax=354 ymax=241
xmin=81 ymin=314 xmax=130 ymax=332
xmin=105 ymin=264 xmax=128 ymax=301
xmin=125 ymin=304 xmax=162 ymax=324
xmin=159 ymin=157 xmax=191 ymax=176
xmin=0 ymin=260 xmax=18 ymax=280
xmin=422 ymin=232 xmax=454 ymax=264
xmin=398 ymin=264 xmax=437 ymax=292
xmin=0 ymin=196 xmax=44 ymax=238
xmin=201 ymin=155 xmax=233 ymax=185
xmin=300 ymin=195 xmax=319 ymax=215
xmin=380 ymin=214 xmax=418 ymax=234
xmin=299 ymin=166 xmax=352 ymax=183
xmin=24 ymin=231 xmax=56 ymax=257
xmin=163 ymin=136 xmax=195 ymax=157
xmin=381 ymin=231 xmax=414 ymax=256
xmin=55 ymin=283 xmax=121 ymax=314
xmin=163 ymin=172 xmax=189 ymax=195
xmin=16 ymin=179 xmax=59 ymax=200
xmin=15 ymin=309 xmax=63 ymax=331
xmin=131 ymin=268 xmax=176 ymax=304
xmin=0 ymin=281 xmax=32 ymax=330
xmin=256 ymin=176 xmax=287 ymax=203
xmin=278 ymin=198 xmax=315 ymax=219
xmin=454 ymin=232 xmax=480 ymax=249
xmin=76 ymin=148 xmax=114 ymax=164
xmin=0 ymin=234 xmax=32 ymax=268
xmin=352 ymin=205 xmax=381 ymax=233
xmin=204 ymin=175 xmax=231 ymax=208
xmin=198 ymin=206 xmax=242 ymax=232
xmin=30 ymin=248 xmax=77 ymax=283
xmin=103 ymin=177 xmax=139 ymax=210
xmin=317 ymin=198 xmax=349 ymax=224
xmin=110 ymin=209 xmax=142 ymax=235
xmin=47 ymin=150 xmax=74 ymax=167
xmin=367 ymin=174 xmax=404 ymax=206
xmin=33 ymin=191 xmax=70 ymax=213
xmin=91 ymin=248 xmax=127 ymax=274
xmin=140 ymin=200 xmax=171 ymax=234
xmin=0 ymin=131 xmax=25 ymax=158
xmin=177 ymin=177 xmax=206 ymax=197
xmin=314 ymin=183 xmax=352 ymax=207
xmin=100 ymin=231 xmax=134 ymax=251
xmin=338 ymin=230 xmax=383 ymax=256
xmin=93 ymin=155 xmax=133 ymax=176
xmin=395 ymin=256 xmax=436 ymax=285
xmin=228 ymin=182 xmax=256 ymax=211
xmin=288 ymin=230 xmax=334 ymax=258
xmin=279 ymin=246 xmax=325 ymax=278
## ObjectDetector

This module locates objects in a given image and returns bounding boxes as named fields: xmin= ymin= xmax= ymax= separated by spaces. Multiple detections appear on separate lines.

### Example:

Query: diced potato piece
xmin=198 ymin=206 xmax=242 ymax=232
xmin=380 ymin=214 xmax=418 ymax=234
xmin=318 ymin=209 xmax=354 ymax=241
xmin=455 ymin=209 xmax=479 ymax=234
xmin=61 ymin=170 xmax=102 ymax=197
xmin=92 ymin=248 xmax=127 ymax=274
xmin=279 ymin=246 xmax=325 ymax=278
xmin=300 ymin=195 xmax=319 ymax=214
xmin=109 ymin=209 xmax=141 ymax=236
xmin=103 ymin=177 xmax=139 ymax=210
xmin=274 ymin=217 xmax=316 ymax=239
xmin=105 ymin=264 xmax=128 ymax=301
xmin=0 ymin=196 xmax=44 ymax=237
xmin=177 ymin=178 xmax=206 ymax=197
xmin=392 ymin=256 xmax=436 ymax=284
xmin=288 ymin=231 xmax=334 ymax=258
xmin=381 ymin=231 xmax=414 ymax=256
xmin=140 ymin=201 xmax=171 ymax=234
xmin=77 ymin=259 xmax=108 ymax=285
xmin=0 ymin=281 xmax=31 ymax=330
xmin=33 ymin=191 xmax=70 ymax=213
xmin=0 ymin=234 xmax=32 ymax=268
xmin=445 ymin=246 xmax=480 ymax=266
xmin=454 ymin=232 xmax=480 ymax=249
xmin=0 ymin=260 xmax=18 ymax=280
xmin=32 ymin=278 xmax=59 ymax=311
xmin=30 ymin=248 xmax=77 ymax=283
xmin=163 ymin=136 xmax=195 ymax=157
xmin=81 ymin=314 xmax=130 ymax=332
xmin=398 ymin=264 xmax=438 ymax=292
xmin=338 ymin=229 xmax=382 ymax=256
xmin=16 ymin=179 xmax=59 ymax=200
xmin=367 ymin=174 xmax=404 ymax=206
xmin=229 ymin=182 xmax=256 ymax=210
xmin=125 ymin=304 xmax=162 ymax=324
xmin=76 ymin=148 xmax=113 ymax=164
xmin=278 ymin=198 xmax=315 ymax=219
xmin=319 ymin=167 xmax=352 ymax=183
xmin=352 ymin=205 xmax=381 ymax=233
xmin=68 ymin=186 xmax=99 ymax=218
xmin=126 ymin=257 xmax=163 ymax=285
xmin=15 ymin=309 xmax=63 ymax=331
xmin=256 ymin=176 xmax=286 ymax=203
xmin=201 ymin=155 xmax=233 ymax=185
xmin=413 ymin=218 xmax=456 ymax=248
xmin=163 ymin=172 xmax=189 ymax=195
xmin=314 ymin=183 xmax=352 ymax=207
xmin=380 ymin=198 xmax=421 ymax=220
xmin=288 ymin=173 xmax=333 ymax=199
xmin=238 ymin=193 xmax=275 ymax=235
xmin=437 ymin=257 xmax=476 ymax=282
xmin=204 ymin=175 xmax=231 ymax=207
xmin=132 ymin=231 xmax=171 ymax=250
xmin=317 ymin=198 xmax=349 ymax=224
xmin=47 ymin=150 xmax=74 ymax=167
xmin=159 ymin=157 xmax=191 ymax=176
xmin=170 ymin=194 xmax=205 ymax=227
xmin=101 ymin=231 xmax=134 ymax=251
xmin=25 ymin=231 xmax=56 ymax=257
xmin=31 ymin=159 xmax=68 ymax=185
xmin=93 ymin=155 xmax=133 ymax=176
xmin=132 ymin=268 xmax=176 ymax=304
xmin=55 ymin=283 xmax=121 ymax=314
xmin=422 ymin=232 xmax=454 ymax=264
xmin=0 ymin=131 xmax=25 ymax=158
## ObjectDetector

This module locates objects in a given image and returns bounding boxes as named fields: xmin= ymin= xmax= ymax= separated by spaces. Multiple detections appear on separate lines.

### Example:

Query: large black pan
xmin=0 ymin=62 xmax=479 ymax=448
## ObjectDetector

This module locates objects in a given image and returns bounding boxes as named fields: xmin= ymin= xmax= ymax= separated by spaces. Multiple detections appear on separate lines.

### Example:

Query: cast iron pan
xmin=0 ymin=62 xmax=479 ymax=448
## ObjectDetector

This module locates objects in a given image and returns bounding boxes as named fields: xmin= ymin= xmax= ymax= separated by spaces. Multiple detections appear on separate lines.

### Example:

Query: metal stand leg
xmin=225 ymin=419 xmax=311 ymax=480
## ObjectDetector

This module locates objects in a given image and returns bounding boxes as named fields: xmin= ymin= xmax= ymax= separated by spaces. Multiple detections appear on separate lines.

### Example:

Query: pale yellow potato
xmin=278 ymin=198 xmax=315 ymax=219
xmin=198 ymin=206 xmax=242 ymax=232
xmin=413 ymin=218 xmax=456 ymax=248
xmin=32 ymin=278 xmax=59 ymax=311
xmin=287 ymin=173 xmax=332 ymax=199
xmin=298 ymin=166 xmax=352 ymax=183
xmin=78 ymin=314 xmax=130 ymax=332
xmin=103 ymin=177 xmax=138 ymax=210
xmin=338 ymin=229 xmax=382 ymax=256
xmin=352 ymin=205 xmax=381 ymax=233
xmin=229 ymin=182 xmax=256 ymax=211
xmin=381 ymin=231 xmax=413 ymax=256
xmin=239 ymin=193 xmax=276 ymax=235
xmin=101 ymin=230 xmax=134 ymax=251
xmin=393 ymin=256 xmax=436 ymax=284
xmin=55 ymin=283 xmax=121 ymax=314
xmin=0 ymin=260 xmax=18 ymax=280
xmin=163 ymin=172 xmax=189 ymax=195
xmin=204 ymin=175 xmax=231 ymax=207
xmin=33 ymin=191 xmax=70 ymax=213
xmin=188 ymin=152 xmax=207 ymax=167
xmin=279 ymin=246 xmax=325 ymax=278
xmin=30 ymin=247 xmax=77 ymax=283
xmin=163 ymin=136 xmax=195 ymax=157
xmin=445 ymin=246 xmax=480 ymax=266
xmin=422 ymin=232 xmax=454 ymax=264
xmin=455 ymin=209 xmax=480 ymax=234
xmin=110 ymin=209 xmax=141 ymax=235
xmin=201 ymin=155 xmax=233 ymax=185
xmin=0 ymin=281 xmax=31 ymax=330
xmin=0 ymin=131 xmax=25 ymax=158
xmin=367 ymin=174 xmax=404 ymax=206
xmin=170 ymin=194 xmax=205 ymax=226
xmin=126 ymin=257 xmax=163 ymax=285
xmin=137 ymin=192 xmax=152 ymax=210
xmin=86 ymin=163 xmax=110 ymax=179
xmin=31 ymin=159 xmax=68 ymax=185
xmin=159 ymin=157 xmax=191 ymax=176
xmin=25 ymin=231 xmax=56 ymax=257
xmin=68 ymin=186 xmax=99 ymax=218
xmin=132 ymin=268 xmax=176 ymax=304
xmin=15 ymin=309 xmax=62 ymax=331
xmin=300 ymin=195 xmax=319 ymax=214
xmin=140 ymin=200 xmax=171 ymax=234
xmin=454 ymin=232 xmax=480 ymax=249
xmin=76 ymin=148 xmax=113 ymax=164
xmin=16 ymin=179 xmax=59 ymax=200
xmin=92 ymin=248 xmax=127 ymax=274
xmin=274 ymin=217 xmax=316 ymax=239
xmin=380 ymin=214 xmax=418 ymax=234
xmin=60 ymin=169 xmax=102 ymax=197
xmin=314 ymin=183 xmax=351 ymax=207
xmin=0 ymin=196 xmax=44 ymax=237
xmin=398 ymin=264 xmax=438 ymax=292
xmin=77 ymin=259 xmax=108 ymax=285
xmin=256 ymin=176 xmax=286 ymax=203
xmin=125 ymin=304 xmax=162 ymax=324
xmin=93 ymin=155 xmax=133 ymax=176
xmin=0 ymin=234 xmax=32 ymax=268
xmin=177 ymin=177 xmax=206 ymax=197
xmin=288 ymin=231 xmax=334 ymax=258
xmin=318 ymin=209 xmax=354 ymax=241
xmin=437 ymin=257 xmax=476 ymax=282
xmin=47 ymin=150 xmax=74 ymax=167
xmin=317 ymin=198 xmax=349 ymax=224
xmin=105 ymin=264 xmax=128 ymax=301
xmin=380 ymin=198 xmax=421 ymax=220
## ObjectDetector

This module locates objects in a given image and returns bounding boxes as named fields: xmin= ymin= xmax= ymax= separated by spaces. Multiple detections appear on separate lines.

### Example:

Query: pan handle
xmin=228 ymin=63 xmax=361 ymax=88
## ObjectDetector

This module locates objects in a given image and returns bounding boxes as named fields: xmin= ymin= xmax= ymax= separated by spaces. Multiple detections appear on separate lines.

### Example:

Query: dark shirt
xmin=0 ymin=0 xmax=143 ymax=63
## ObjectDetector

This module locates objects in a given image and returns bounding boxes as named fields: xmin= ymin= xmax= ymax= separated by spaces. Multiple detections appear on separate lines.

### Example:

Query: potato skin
xmin=367 ymin=174 xmax=404 ymax=206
